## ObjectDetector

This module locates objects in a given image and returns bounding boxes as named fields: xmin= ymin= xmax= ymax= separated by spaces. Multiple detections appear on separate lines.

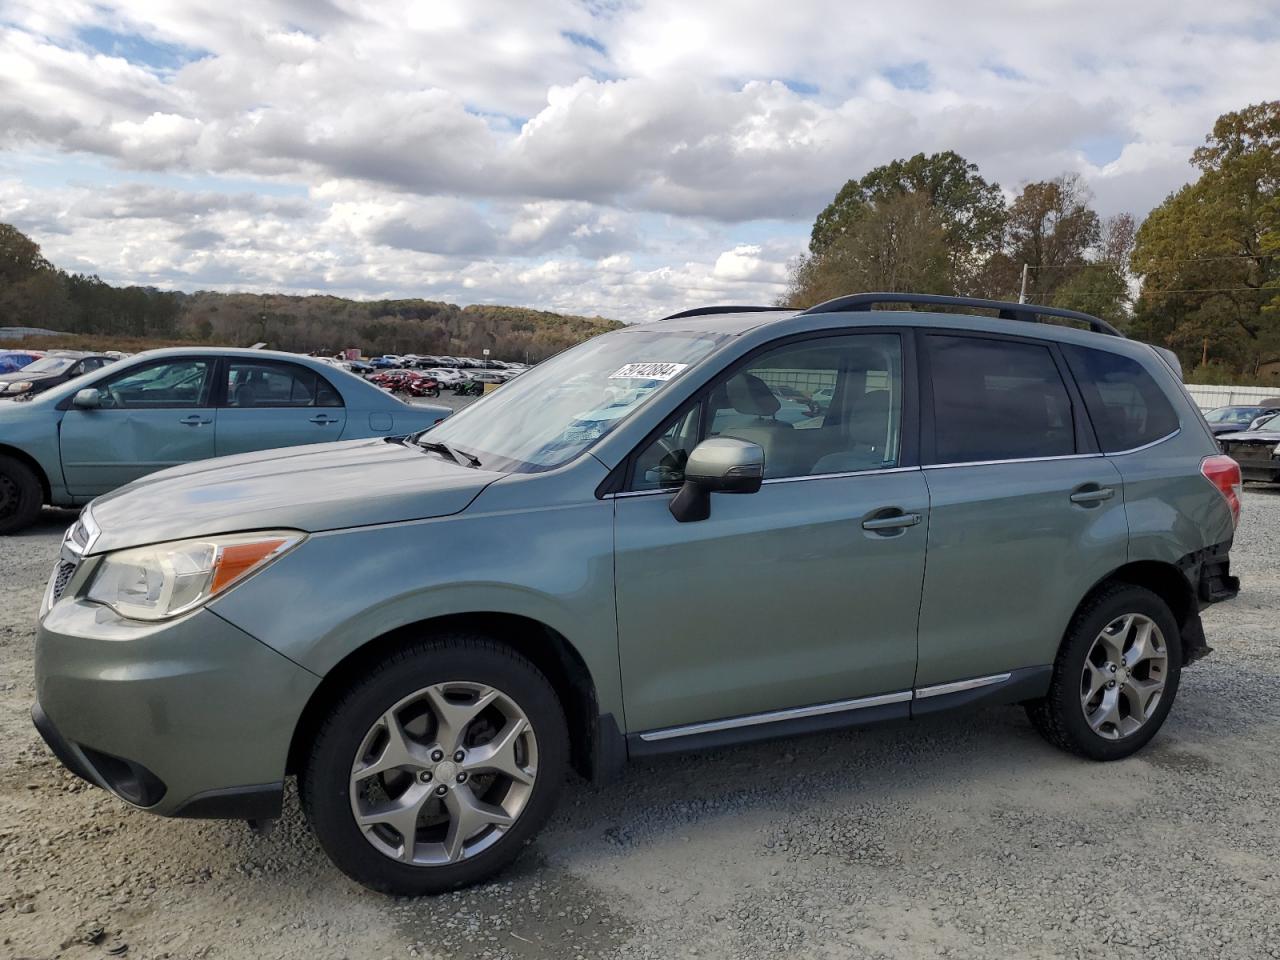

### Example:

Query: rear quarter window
xmin=1062 ymin=345 xmax=1180 ymax=452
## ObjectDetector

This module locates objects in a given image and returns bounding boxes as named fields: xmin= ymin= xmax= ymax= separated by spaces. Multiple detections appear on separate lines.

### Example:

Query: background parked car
xmin=0 ymin=347 xmax=450 ymax=533
xmin=423 ymin=367 xmax=467 ymax=386
xmin=1218 ymin=417 xmax=1280 ymax=483
xmin=0 ymin=349 xmax=43 ymax=374
xmin=0 ymin=351 xmax=115 ymax=398
xmin=1203 ymin=402 xmax=1280 ymax=435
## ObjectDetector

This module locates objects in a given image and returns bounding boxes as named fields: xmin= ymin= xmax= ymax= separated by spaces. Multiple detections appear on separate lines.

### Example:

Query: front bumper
xmin=33 ymin=600 xmax=319 ymax=818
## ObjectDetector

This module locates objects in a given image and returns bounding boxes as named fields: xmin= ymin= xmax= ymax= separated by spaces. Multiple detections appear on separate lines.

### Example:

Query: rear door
xmin=215 ymin=359 xmax=348 ymax=457
xmin=914 ymin=332 xmax=1128 ymax=692
xmin=59 ymin=357 xmax=218 ymax=495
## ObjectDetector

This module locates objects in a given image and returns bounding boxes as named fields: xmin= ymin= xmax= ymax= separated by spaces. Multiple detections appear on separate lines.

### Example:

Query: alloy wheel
xmin=348 ymin=681 xmax=538 ymax=866
xmin=1080 ymin=613 xmax=1168 ymax=740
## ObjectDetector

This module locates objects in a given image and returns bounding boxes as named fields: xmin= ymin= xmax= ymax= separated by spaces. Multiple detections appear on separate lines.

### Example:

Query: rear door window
xmin=226 ymin=361 xmax=344 ymax=408
xmin=926 ymin=335 xmax=1075 ymax=463
xmin=1062 ymin=345 xmax=1180 ymax=452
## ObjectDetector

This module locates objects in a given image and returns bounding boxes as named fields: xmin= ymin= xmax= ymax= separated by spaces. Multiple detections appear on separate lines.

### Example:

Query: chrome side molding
xmin=913 ymin=673 xmax=1012 ymax=699
xmin=636 ymin=672 xmax=1020 ymax=742
xmin=637 ymin=690 xmax=913 ymax=742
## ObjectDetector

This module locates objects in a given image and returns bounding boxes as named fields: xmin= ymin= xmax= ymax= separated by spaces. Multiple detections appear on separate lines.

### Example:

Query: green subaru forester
xmin=32 ymin=294 xmax=1241 ymax=895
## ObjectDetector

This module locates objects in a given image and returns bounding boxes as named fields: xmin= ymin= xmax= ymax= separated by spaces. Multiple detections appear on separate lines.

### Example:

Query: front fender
xmin=209 ymin=499 xmax=623 ymax=718
xmin=0 ymin=404 xmax=68 ymax=502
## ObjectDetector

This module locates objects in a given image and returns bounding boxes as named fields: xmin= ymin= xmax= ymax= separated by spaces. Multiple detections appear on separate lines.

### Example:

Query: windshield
xmin=1206 ymin=406 xmax=1265 ymax=424
xmin=423 ymin=328 xmax=725 ymax=472
xmin=20 ymin=357 xmax=76 ymax=374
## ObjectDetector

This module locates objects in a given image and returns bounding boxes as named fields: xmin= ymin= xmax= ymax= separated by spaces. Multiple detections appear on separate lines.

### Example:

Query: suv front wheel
xmin=301 ymin=635 xmax=569 ymax=894
xmin=1027 ymin=584 xmax=1182 ymax=761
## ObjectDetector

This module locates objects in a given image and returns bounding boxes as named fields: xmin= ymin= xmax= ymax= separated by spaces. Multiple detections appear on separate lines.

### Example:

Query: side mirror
xmin=669 ymin=437 xmax=764 ymax=523
xmin=72 ymin=388 xmax=101 ymax=409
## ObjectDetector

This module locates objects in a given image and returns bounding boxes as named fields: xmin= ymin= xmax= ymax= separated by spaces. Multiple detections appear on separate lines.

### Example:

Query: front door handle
xmin=309 ymin=414 xmax=340 ymax=425
xmin=1069 ymin=485 xmax=1115 ymax=505
xmin=179 ymin=415 xmax=212 ymax=426
xmin=861 ymin=511 xmax=922 ymax=532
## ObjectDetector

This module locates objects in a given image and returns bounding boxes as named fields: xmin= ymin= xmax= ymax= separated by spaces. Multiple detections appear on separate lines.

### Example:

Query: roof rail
xmin=799 ymin=292 xmax=1123 ymax=338
xmin=661 ymin=305 xmax=795 ymax=321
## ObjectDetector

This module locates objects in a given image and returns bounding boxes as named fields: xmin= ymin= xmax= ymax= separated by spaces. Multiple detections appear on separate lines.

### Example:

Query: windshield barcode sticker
xmin=608 ymin=362 xmax=688 ymax=381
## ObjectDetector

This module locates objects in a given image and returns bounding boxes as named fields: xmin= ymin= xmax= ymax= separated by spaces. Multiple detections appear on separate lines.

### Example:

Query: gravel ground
xmin=2 ymin=486 xmax=1278 ymax=960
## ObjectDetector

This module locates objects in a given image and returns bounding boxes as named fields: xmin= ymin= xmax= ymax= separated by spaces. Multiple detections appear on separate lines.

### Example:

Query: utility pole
xmin=1018 ymin=263 xmax=1030 ymax=304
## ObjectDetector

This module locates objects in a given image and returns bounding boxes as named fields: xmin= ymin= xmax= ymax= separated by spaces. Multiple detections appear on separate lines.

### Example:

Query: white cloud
xmin=1 ymin=0 xmax=1278 ymax=318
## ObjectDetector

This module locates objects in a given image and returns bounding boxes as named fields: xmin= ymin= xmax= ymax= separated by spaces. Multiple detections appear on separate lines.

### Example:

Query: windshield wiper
xmin=413 ymin=438 xmax=482 ymax=468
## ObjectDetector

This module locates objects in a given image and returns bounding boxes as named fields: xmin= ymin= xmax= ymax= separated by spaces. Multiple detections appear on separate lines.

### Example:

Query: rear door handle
xmin=1069 ymin=485 xmax=1115 ymax=505
xmin=861 ymin=512 xmax=922 ymax=532
xmin=179 ymin=415 xmax=212 ymax=426
xmin=309 ymin=414 xmax=340 ymax=424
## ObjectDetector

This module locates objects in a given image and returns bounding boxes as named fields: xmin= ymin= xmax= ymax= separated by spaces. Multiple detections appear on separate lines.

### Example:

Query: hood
xmin=87 ymin=437 xmax=503 ymax=553
xmin=0 ymin=368 xmax=55 ymax=385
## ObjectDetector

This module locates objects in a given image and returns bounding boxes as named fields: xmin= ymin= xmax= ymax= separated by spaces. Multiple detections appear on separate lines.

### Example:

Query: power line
xmin=1137 ymin=287 xmax=1276 ymax=295
xmin=1027 ymin=253 xmax=1279 ymax=270
xmin=1135 ymin=254 xmax=1280 ymax=264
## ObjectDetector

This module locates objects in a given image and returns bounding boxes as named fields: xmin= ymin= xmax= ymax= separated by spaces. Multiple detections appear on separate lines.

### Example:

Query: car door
xmin=913 ymin=332 xmax=1128 ymax=693
xmin=59 ymin=357 xmax=218 ymax=495
xmin=215 ymin=359 xmax=348 ymax=457
xmin=613 ymin=331 xmax=929 ymax=736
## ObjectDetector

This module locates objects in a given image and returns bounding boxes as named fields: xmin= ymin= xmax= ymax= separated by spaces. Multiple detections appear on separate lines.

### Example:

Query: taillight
xmin=1201 ymin=454 xmax=1242 ymax=527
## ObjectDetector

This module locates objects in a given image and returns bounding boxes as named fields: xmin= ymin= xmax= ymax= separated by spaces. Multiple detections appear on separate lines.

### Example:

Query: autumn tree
xmin=1130 ymin=100 xmax=1280 ymax=374
xmin=990 ymin=173 xmax=1102 ymax=303
xmin=784 ymin=191 xmax=953 ymax=306
xmin=808 ymin=151 xmax=1005 ymax=293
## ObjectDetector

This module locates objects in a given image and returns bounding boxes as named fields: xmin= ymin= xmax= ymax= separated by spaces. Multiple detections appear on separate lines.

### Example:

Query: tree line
xmin=783 ymin=100 xmax=1279 ymax=381
xmin=0 ymin=227 xmax=619 ymax=362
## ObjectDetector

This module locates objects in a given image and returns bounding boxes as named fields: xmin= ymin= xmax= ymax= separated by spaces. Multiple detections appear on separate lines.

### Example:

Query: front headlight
xmin=85 ymin=531 xmax=304 ymax=621
xmin=7 ymin=381 xmax=32 ymax=393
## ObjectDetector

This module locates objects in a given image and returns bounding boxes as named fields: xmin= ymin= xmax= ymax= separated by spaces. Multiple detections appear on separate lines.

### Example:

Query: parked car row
xmin=372 ymin=353 xmax=529 ymax=374
xmin=310 ymin=353 xmax=528 ymax=389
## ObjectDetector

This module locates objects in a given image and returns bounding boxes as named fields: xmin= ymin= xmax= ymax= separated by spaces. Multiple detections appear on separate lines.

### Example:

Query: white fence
xmin=1185 ymin=384 xmax=1280 ymax=411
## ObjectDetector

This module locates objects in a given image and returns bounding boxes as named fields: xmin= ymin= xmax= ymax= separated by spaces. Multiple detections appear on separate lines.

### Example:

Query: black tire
xmin=1026 ymin=583 xmax=1182 ymax=761
xmin=0 ymin=454 xmax=43 ymax=535
xmin=300 ymin=634 xmax=569 ymax=895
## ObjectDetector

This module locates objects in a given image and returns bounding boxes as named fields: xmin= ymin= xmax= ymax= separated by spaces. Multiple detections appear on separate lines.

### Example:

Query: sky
xmin=1 ymin=1 xmax=1278 ymax=322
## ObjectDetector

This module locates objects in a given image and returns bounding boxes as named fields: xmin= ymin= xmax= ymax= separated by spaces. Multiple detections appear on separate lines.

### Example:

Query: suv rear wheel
xmin=1027 ymin=584 xmax=1182 ymax=760
xmin=301 ymin=635 xmax=569 ymax=894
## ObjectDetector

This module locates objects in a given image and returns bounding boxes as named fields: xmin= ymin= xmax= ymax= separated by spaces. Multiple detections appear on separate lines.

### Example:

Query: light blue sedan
xmin=0 ymin=347 xmax=449 ymax=533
